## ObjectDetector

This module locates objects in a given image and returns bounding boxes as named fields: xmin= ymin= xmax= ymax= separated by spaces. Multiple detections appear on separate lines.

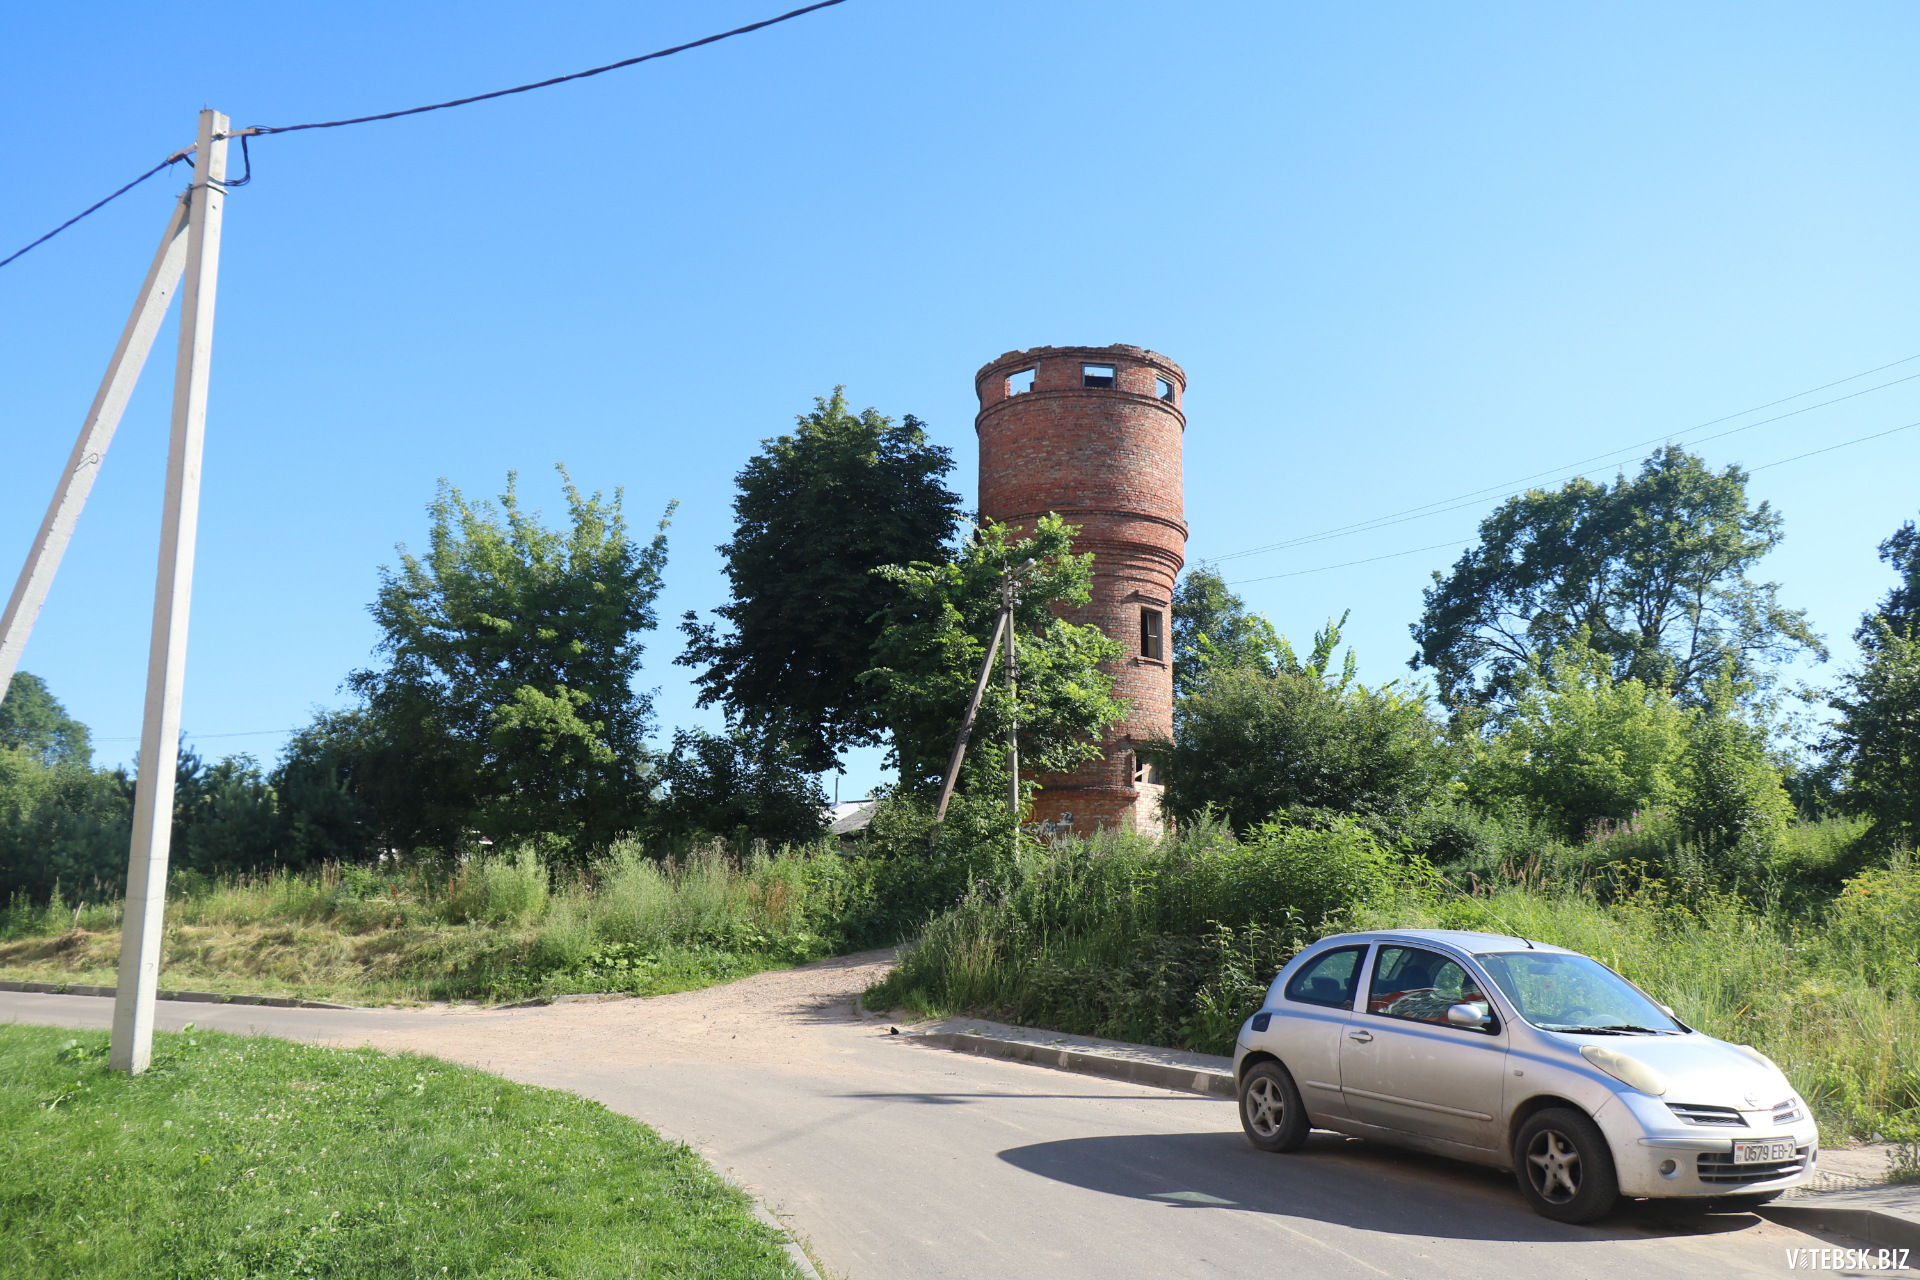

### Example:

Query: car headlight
xmin=1580 ymin=1044 xmax=1669 ymax=1096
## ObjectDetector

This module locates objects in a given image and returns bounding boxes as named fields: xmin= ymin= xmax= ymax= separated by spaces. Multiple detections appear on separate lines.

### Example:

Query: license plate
xmin=1733 ymin=1140 xmax=1795 ymax=1165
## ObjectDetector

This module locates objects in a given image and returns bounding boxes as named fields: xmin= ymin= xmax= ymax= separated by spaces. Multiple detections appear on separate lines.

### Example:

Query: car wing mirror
xmin=1658 ymin=1003 xmax=1676 ymax=1018
xmin=1446 ymin=1003 xmax=1491 ymax=1030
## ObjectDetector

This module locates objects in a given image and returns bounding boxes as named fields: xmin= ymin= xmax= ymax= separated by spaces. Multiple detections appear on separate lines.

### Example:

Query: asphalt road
xmin=0 ymin=955 xmax=1868 ymax=1280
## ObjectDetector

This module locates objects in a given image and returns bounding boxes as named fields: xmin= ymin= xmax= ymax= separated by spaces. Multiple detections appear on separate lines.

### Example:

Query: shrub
xmin=866 ymin=816 xmax=1435 ymax=1054
xmin=446 ymin=848 xmax=551 ymax=925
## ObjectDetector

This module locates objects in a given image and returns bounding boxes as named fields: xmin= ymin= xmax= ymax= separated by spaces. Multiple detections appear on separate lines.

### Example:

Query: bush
xmin=1154 ymin=660 xmax=1454 ymax=835
xmin=446 ymin=848 xmax=551 ymax=925
xmin=866 ymin=816 xmax=1435 ymax=1054
xmin=1824 ymin=855 xmax=1920 ymax=996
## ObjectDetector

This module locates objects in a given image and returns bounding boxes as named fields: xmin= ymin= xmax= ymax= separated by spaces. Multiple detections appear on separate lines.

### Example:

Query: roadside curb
xmin=1763 ymin=1196 xmax=1920 ymax=1254
xmin=907 ymin=1026 xmax=1236 ymax=1098
xmin=0 ymin=979 xmax=354 ymax=1010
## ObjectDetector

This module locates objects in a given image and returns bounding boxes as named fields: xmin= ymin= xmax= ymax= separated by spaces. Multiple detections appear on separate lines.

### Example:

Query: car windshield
xmin=1474 ymin=951 xmax=1681 ymax=1035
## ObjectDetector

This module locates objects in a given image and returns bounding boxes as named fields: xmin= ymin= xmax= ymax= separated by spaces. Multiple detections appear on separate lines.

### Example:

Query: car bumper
xmin=1595 ymin=1096 xmax=1820 ymax=1198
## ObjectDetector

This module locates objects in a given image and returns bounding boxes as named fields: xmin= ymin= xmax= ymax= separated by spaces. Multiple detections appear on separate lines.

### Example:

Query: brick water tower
xmin=974 ymin=344 xmax=1187 ymax=834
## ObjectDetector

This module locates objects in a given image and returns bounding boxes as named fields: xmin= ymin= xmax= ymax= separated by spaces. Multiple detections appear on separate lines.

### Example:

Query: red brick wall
xmin=974 ymin=345 xmax=1186 ymax=835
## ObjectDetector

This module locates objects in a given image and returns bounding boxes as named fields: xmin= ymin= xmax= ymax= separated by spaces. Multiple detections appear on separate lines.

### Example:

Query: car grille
xmin=1697 ymin=1145 xmax=1811 ymax=1185
xmin=1772 ymin=1099 xmax=1804 ymax=1125
xmin=1668 ymin=1103 xmax=1747 ymax=1127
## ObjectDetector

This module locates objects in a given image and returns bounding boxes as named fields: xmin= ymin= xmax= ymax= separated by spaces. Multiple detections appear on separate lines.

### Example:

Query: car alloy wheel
xmin=1513 ymin=1107 xmax=1618 ymax=1224
xmin=1238 ymin=1061 xmax=1309 ymax=1152
xmin=1526 ymin=1129 xmax=1582 ymax=1204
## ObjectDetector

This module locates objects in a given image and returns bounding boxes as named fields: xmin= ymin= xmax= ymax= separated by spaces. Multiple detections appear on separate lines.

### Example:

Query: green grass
xmin=0 ymin=842 xmax=859 ymax=1006
xmin=867 ymin=819 xmax=1920 ymax=1141
xmin=0 ymin=1023 xmax=805 ymax=1279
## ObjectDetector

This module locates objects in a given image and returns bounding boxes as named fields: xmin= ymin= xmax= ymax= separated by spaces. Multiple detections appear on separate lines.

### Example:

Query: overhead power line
xmin=1211 ymin=351 xmax=1920 ymax=564
xmin=0 ymin=151 xmax=193 ymax=270
xmin=1224 ymin=414 xmax=1920 ymax=587
xmin=246 ymin=0 xmax=848 ymax=135
xmin=0 ymin=0 xmax=850 ymax=271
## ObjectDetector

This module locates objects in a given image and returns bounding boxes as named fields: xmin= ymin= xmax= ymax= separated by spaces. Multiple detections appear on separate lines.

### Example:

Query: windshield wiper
xmin=1554 ymin=1024 xmax=1672 ymax=1035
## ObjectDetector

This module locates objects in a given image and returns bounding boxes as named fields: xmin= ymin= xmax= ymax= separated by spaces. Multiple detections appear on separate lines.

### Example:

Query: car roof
xmin=1310 ymin=928 xmax=1578 ymax=957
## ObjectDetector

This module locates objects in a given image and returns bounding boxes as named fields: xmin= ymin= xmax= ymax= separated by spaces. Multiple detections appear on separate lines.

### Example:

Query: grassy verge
xmin=866 ymin=820 xmax=1920 ymax=1141
xmin=1 ymin=841 xmax=873 ymax=1006
xmin=0 ymin=1023 xmax=804 ymax=1279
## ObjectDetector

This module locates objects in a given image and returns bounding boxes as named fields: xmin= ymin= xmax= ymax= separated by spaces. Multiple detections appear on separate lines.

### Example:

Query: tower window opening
xmin=1082 ymin=364 xmax=1116 ymax=389
xmin=1133 ymin=755 xmax=1162 ymax=786
xmin=1140 ymin=608 xmax=1164 ymax=660
xmin=1156 ymin=377 xmax=1175 ymax=402
xmin=1007 ymin=368 xmax=1036 ymax=395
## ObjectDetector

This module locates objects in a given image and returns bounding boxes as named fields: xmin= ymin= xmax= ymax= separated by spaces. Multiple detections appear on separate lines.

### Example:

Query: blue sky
xmin=4 ymin=1 xmax=1918 ymax=799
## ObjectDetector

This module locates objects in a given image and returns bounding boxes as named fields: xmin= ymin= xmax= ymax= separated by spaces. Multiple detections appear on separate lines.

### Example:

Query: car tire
xmin=1239 ymin=1060 xmax=1310 ymax=1153
xmin=1513 ymin=1107 xmax=1619 ymax=1224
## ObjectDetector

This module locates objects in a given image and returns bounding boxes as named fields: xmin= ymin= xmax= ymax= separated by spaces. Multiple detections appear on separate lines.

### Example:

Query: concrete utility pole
xmin=111 ymin=109 xmax=229 ymax=1075
xmin=0 ymin=196 xmax=193 ymax=700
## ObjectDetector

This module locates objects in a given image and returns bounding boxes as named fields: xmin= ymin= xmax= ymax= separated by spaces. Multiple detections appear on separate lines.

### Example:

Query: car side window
xmin=1368 ymin=946 xmax=1494 ymax=1028
xmin=1283 ymin=945 xmax=1366 ymax=1010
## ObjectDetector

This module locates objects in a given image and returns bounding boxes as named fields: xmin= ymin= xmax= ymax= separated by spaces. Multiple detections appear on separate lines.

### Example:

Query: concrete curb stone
xmin=1762 ymin=1189 xmax=1920 ymax=1254
xmin=0 ymin=978 xmax=352 ymax=1010
xmin=913 ymin=1029 xmax=1236 ymax=1098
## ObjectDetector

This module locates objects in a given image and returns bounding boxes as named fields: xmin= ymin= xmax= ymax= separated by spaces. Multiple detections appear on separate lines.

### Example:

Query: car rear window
xmin=1284 ymin=945 xmax=1365 ymax=1010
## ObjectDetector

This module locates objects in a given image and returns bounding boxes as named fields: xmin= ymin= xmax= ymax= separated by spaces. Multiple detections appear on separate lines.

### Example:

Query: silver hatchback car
xmin=1233 ymin=929 xmax=1818 ymax=1222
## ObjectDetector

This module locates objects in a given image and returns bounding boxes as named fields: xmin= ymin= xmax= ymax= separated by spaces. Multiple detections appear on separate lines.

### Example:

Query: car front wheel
xmin=1238 ymin=1060 xmax=1309 ymax=1152
xmin=1513 ymin=1107 xmax=1619 ymax=1224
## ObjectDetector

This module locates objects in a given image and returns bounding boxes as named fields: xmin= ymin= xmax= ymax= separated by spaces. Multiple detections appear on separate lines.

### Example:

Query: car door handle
xmin=1347 ymin=1030 xmax=1373 ymax=1043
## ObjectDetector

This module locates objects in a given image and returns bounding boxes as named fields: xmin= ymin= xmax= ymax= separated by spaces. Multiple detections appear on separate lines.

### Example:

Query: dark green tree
xmin=679 ymin=390 xmax=962 ymax=771
xmin=0 ymin=749 xmax=132 ymax=903
xmin=651 ymin=727 xmax=827 ymax=847
xmin=1857 ymin=513 xmax=1919 ymax=652
xmin=348 ymin=467 xmax=671 ymax=854
xmin=1150 ymin=616 xmax=1452 ymax=833
xmin=270 ymin=710 xmax=383 ymax=864
xmin=1170 ymin=565 xmax=1284 ymax=696
xmin=1674 ymin=667 xmax=1793 ymax=868
xmin=174 ymin=751 xmax=292 ymax=875
xmin=862 ymin=515 xmax=1126 ymax=798
xmin=1825 ymin=623 xmax=1920 ymax=850
xmin=1411 ymin=445 xmax=1825 ymax=713
xmin=0 ymin=672 xmax=92 ymax=768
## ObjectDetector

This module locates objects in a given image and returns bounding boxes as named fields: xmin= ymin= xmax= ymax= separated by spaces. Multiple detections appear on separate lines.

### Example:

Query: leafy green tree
xmin=174 ymin=752 xmax=290 ymax=875
xmin=349 ymin=468 xmax=672 ymax=854
xmin=1465 ymin=639 xmax=1690 ymax=837
xmin=1170 ymin=565 xmax=1284 ymax=695
xmin=1674 ymin=668 xmax=1793 ymax=865
xmin=862 ymin=515 xmax=1126 ymax=799
xmin=270 ymin=710 xmax=382 ymax=864
xmin=1857 ymin=513 xmax=1919 ymax=653
xmin=1150 ymin=616 xmax=1452 ymax=834
xmin=1411 ymin=445 xmax=1824 ymax=713
xmin=679 ymin=391 xmax=962 ymax=771
xmin=0 ymin=746 xmax=132 ymax=903
xmin=0 ymin=672 xmax=92 ymax=768
xmin=1825 ymin=623 xmax=1920 ymax=850
xmin=651 ymin=727 xmax=827 ymax=847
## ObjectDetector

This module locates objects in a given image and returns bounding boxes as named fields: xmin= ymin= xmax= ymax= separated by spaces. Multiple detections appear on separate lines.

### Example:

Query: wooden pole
xmin=0 ymin=195 xmax=192 ymax=700
xmin=1006 ymin=574 xmax=1019 ymax=816
xmin=112 ymin=110 xmax=228 ymax=1075
xmin=933 ymin=608 xmax=1006 ymax=823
